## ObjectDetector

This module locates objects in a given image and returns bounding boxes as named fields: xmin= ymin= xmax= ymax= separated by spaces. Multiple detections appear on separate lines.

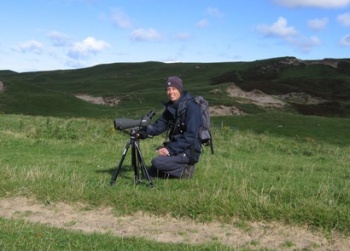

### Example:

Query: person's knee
xmin=151 ymin=158 xmax=158 ymax=168
xmin=151 ymin=156 xmax=168 ymax=170
xmin=151 ymin=157 xmax=164 ymax=169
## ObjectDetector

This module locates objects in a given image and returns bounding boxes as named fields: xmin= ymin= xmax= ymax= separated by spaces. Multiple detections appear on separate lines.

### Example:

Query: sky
xmin=1 ymin=0 xmax=350 ymax=72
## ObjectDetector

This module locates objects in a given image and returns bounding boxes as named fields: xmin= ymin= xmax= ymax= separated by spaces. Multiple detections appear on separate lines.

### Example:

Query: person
xmin=140 ymin=76 xmax=202 ymax=179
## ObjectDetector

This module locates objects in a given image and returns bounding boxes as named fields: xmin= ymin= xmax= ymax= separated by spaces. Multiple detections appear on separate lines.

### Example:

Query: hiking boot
xmin=181 ymin=164 xmax=196 ymax=179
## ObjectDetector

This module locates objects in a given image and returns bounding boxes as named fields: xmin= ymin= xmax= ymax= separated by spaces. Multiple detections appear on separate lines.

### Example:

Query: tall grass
xmin=1 ymin=113 xmax=349 ymax=235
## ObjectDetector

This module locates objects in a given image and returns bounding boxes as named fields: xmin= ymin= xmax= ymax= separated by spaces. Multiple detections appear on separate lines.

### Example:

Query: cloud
xmin=64 ymin=58 xmax=88 ymax=69
xmin=308 ymin=17 xmax=329 ymax=30
xmin=338 ymin=12 xmax=350 ymax=26
xmin=130 ymin=28 xmax=162 ymax=41
xmin=340 ymin=34 xmax=350 ymax=46
xmin=287 ymin=36 xmax=321 ymax=52
xmin=196 ymin=19 xmax=209 ymax=28
xmin=13 ymin=40 xmax=44 ymax=54
xmin=206 ymin=7 xmax=224 ymax=18
xmin=272 ymin=0 xmax=350 ymax=8
xmin=256 ymin=17 xmax=298 ymax=38
xmin=68 ymin=37 xmax=110 ymax=59
xmin=256 ymin=17 xmax=321 ymax=53
xmin=195 ymin=7 xmax=222 ymax=29
xmin=111 ymin=9 xmax=132 ymax=29
xmin=48 ymin=30 xmax=70 ymax=46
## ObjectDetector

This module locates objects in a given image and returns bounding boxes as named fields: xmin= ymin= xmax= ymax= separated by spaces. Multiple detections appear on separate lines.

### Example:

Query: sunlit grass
xmin=1 ymin=114 xmax=350 ymax=235
xmin=0 ymin=218 xmax=234 ymax=251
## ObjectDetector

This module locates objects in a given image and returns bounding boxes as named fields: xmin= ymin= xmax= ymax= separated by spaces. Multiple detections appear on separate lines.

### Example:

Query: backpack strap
xmin=208 ymin=130 xmax=214 ymax=154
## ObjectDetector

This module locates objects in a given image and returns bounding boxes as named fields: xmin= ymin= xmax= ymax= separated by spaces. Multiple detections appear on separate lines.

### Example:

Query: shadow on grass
xmin=95 ymin=166 xmax=135 ymax=180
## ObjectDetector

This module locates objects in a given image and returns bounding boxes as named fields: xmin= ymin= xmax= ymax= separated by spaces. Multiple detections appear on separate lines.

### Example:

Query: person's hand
xmin=137 ymin=130 xmax=147 ymax=139
xmin=158 ymin=147 xmax=170 ymax=156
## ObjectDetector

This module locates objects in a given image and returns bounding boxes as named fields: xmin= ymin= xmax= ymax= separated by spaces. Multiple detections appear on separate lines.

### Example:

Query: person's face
xmin=166 ymin=87 xmax=181 ymax=102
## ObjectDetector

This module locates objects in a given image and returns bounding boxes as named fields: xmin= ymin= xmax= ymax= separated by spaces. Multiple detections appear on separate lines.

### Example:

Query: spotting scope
xmin=113 ymin=110 xmax=155 ymax=131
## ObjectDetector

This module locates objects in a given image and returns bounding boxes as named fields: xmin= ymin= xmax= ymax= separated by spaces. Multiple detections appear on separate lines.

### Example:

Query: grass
xmin=1 ymin=113 xmax=349 ymax=236
xmin=0 ymin=218 xmax=234 ymax=250
xmin=215 ymin=112 xmax=350 ymax=146
xmin=1 ymin=58 xmax=350 ymax=249
xmin=1 ymin=58 xmax=350 ymax=118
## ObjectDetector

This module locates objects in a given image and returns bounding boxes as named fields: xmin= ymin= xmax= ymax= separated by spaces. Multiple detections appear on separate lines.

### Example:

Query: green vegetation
xmin=0 ymin=218 xmax=233 ymax=250
xmin=1 ymin=114 xmax=349 ymax=231
xmin=1 ymin=57 xmax=350 ymax=118
xmin=1 ymin=57 xmax=350 ymax=249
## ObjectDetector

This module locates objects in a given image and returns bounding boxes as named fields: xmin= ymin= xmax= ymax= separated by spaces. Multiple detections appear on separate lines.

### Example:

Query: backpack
xmin=168 ymin=95 xmax=214 ymax=155
xmin=192 ymin=96 xmax=214 ymax=154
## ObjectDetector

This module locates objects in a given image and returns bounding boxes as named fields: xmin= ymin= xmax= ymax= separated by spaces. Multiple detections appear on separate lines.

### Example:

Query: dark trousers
xmin=149 ymin=153 xmax=190 ymax=178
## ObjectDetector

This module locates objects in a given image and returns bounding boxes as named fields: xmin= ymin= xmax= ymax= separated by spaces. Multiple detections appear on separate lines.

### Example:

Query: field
xmin=1 ymin=58 xmax=350 ymax=250
xmin=1 ymin=113 xmax=350 ymax=250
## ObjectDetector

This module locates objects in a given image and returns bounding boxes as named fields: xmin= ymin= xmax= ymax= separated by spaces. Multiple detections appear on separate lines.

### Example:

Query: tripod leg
xmin=131 ymin=145 xmax=141 ymax=184
xmin=110 ymin=141 xmax=131 ymax=186
xmin=134 ymin=142 xmax=153 ymax=187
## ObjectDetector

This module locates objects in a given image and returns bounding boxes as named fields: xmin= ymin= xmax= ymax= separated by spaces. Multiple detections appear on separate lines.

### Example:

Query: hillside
xmin=0 ymin=57 xmax=350 ymax=118
xmin=1 ymin=58 xmax=350 ymax=250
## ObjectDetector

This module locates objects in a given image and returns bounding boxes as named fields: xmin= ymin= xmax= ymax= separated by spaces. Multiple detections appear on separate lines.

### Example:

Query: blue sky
xmin=1 ymin=0 xmax=350 ymax=72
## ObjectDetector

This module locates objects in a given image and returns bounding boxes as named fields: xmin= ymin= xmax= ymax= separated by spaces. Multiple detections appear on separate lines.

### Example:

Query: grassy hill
xmin=1 ymin=58 xmax=350 ymax=249
xmin=1 ymin=57 xmax=350 ymax=119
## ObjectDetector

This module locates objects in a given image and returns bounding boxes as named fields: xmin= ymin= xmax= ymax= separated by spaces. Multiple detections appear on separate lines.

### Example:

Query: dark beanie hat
xmin=166 ymin=76 xmax=183 ymax=93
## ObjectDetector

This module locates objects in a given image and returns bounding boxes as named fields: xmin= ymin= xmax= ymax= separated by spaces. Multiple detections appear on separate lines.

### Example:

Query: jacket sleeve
xmin=145 ymin=110 xmax=169 ymax=136
xmin=167 ymin=101 xmax=202 ymax=156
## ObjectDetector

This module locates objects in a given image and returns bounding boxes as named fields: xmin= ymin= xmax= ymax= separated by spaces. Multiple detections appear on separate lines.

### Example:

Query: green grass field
xmin=1 ymin=58 xmax=350 ymax=249
xmin=1 ymin=113 xmax=349 ymax=250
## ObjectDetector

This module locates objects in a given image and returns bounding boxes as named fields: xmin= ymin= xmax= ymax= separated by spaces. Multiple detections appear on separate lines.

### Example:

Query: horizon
xmin=2 ymin=56 xmax=350 ymax=74
xmin=1 ymin=0 xmax=350 ymax=73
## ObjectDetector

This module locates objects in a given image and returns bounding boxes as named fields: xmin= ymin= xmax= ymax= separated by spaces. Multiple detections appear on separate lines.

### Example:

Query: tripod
xmin=110 ymin=128 xmax=153 ymax=187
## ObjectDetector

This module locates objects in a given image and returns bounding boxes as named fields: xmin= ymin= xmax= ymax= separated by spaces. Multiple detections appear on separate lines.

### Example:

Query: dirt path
xmin=0 ymin=81 xmax=4 ymax=93
xmin=0 ymin=197 xmax=349 ymax=250
xmin=73 ymin=84 xmax=325 ymax=116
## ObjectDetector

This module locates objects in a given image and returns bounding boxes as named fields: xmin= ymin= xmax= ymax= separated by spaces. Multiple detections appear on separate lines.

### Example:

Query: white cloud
xmin=338 ymin=12 xmax=350 ymax=26
xmin=256 ymin=17 xmax=298 ymax=38
xmin=308 ymin=17 xmax=329 ymax=30
xmin=68 ymin=37 xmax=110 ymax=59
xmin=48 ymin=30 xmax=70 ymax=46
xmin=288 ymin=36 xmax=321 ymax=52
xmin=206 ymin=7 xmax=224 ymax=18
xmin=196 ymin=19 xmax=209 ymax=28
xmin=130 ymin=28 xmax=162 ymax=41
xmin=256 ymin=17 xmax=321 ymax=53
xmin=13 ymin=40 xmax=44 ymax=54
xmin=272 ymin=0 xmax=350 ymax=8
xmin=340 ymin=34 xmax=350 ymax=46
xmin=111 ymin=9 xmax=132 ymax=29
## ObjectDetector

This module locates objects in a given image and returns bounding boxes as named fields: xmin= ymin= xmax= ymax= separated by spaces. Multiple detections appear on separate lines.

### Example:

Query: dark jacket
xmin=145 ymin=91 xmax=202 ymax=163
